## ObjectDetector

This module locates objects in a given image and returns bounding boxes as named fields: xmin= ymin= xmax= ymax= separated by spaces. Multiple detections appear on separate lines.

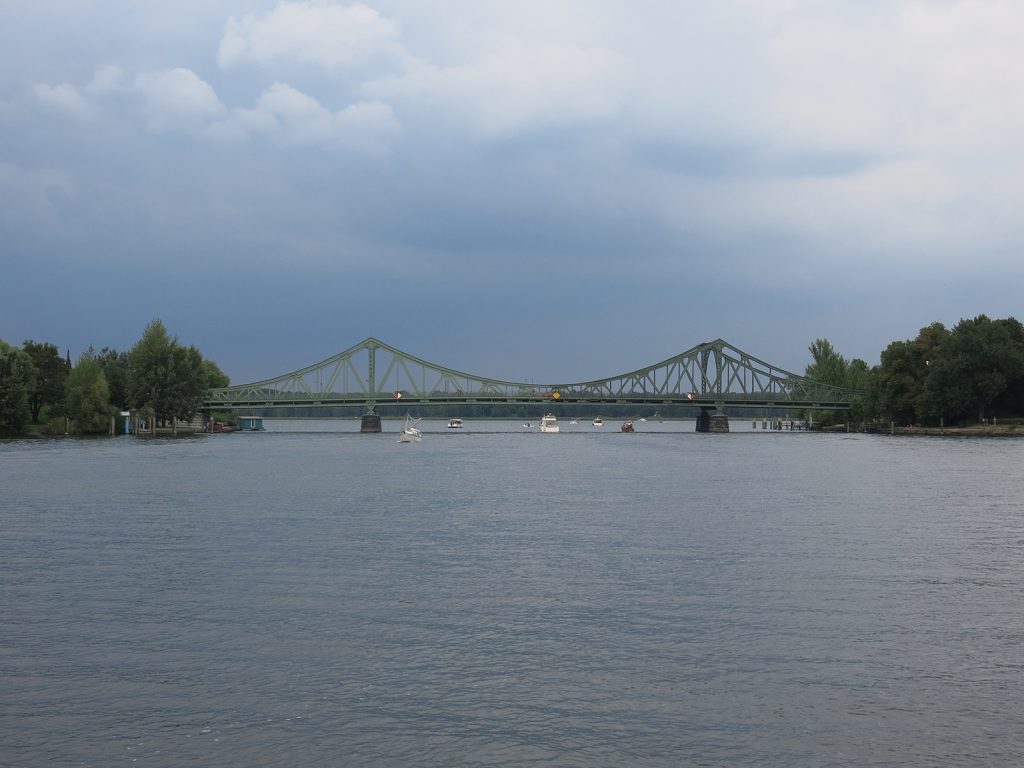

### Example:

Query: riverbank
xmin=14 ymin=422 xmax=207 ymax=438
xmin=889 ymin=423 xmax=1023 ymax=437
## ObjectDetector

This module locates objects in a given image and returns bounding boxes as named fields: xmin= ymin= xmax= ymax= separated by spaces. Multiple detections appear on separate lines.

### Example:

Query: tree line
xmin=0 ymin=320 xmax=228 ymax=435
xmin=805 ymin=314 xmax=1024 ymax=427
xmin=4 ymin=313 xmax=1023 ymax=435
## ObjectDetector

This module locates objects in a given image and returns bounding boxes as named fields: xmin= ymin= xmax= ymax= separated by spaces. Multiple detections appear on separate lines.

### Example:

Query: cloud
xmin=31 ymin=63 xmax=399 ymax=152
xmin=218 ymin=1 xmax=400 ymax=70
xmin=217 ymin=2 xmax=631 ymax=139
xmin=366 ymin=41 xmax=631 ymax=138
xmin=226 ymin=82 xmax=399 ymax=151
xmin=33 ymin=82 xmax=99 ymax=121
xmin=9 ymin=1 xmax=1024 ymax=380
xmin=133 ymin=67 xmax=227 ymax=132
xmin=85 ymin=64 xmax=126 ymax=95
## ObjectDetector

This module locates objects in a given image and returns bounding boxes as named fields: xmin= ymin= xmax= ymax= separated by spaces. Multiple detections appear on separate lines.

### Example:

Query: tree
xmin=917 ymin=315 xmax=1024 ymax=424
xmin=96 ymin=347 xmax=130 ymax=410
xmin=128 ymin=319 xmax=175 ymax=422
xmin=804 ymin=339 xmax=849 ymax=426
xmin=0 ymin=339 xmax=35 ymax=434
xmin=22 ymin=340 xmax=69 ymax=423
xmin=65 ymin=349 xmax=115 ymax=434
xmin=167 ymin=344 xmax=208 ymax=422
xmin=845 ymin=358 xmax=872 ymax=423
xmin=805 ymin=339 xmax=848 ymax=386
xmin=868 ymin=323 xmax=949 ymax=425
xmin=202 ymin=359 xmax=230 ymax=389
xmin=127 ymin=319 xmax=223 ymax=426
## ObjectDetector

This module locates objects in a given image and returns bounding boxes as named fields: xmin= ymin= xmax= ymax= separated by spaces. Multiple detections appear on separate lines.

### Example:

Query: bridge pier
xmin=696 ymin=408 xmax=729 ymax=433
xmin=360 ymin=413 xmax=382 ymax=433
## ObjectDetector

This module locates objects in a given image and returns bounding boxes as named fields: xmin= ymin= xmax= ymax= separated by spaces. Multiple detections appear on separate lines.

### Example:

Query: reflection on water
xmin=2 ymin=424 xmax=1023 ymax=767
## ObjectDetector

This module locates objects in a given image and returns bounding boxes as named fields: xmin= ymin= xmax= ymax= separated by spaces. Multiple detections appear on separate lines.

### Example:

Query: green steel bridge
xmin=203 ymin=337 xmax=860 ymax=426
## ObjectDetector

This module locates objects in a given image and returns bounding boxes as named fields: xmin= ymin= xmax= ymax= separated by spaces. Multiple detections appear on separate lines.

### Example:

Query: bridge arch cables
xmin=203 ymin=337 xmax=860 ymax=411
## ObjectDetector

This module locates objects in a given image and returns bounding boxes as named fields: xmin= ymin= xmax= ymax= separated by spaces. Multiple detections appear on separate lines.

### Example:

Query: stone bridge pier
xmin=696 ymin=407 xmax=730 ymax=433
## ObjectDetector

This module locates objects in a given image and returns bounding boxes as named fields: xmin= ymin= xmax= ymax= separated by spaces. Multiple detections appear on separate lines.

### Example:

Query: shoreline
xmin=10 ymin=421 xmax=1023 ymax=439
xmin=890 ymin=424 xmax=1022 ymax=437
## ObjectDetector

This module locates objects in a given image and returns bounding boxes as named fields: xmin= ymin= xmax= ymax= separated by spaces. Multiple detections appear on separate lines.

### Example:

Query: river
xmin=2 ymin=419 xmax=1023 ymax=766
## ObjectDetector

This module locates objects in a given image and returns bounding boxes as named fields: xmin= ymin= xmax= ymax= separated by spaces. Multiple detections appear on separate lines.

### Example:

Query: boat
xmin=621 ymin=420 xmax=635 ymax=432
xmin=592 ymin=417 xmax=603 ymax=426
xmin=540 ymin=414 xmax=559 ymax=433
xmin=447 ymin=418 xmax=463 ymax=429
xmin=398 ymin=415 xmax=422 ymax=443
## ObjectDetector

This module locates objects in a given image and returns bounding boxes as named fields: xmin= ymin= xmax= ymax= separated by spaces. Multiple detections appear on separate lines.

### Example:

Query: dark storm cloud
xmin=4 ymin=1 xmax=1024 ymax=384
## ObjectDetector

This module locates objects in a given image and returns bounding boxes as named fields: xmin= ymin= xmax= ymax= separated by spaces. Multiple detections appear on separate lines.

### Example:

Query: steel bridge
xmin=203 ymin=337 xmax=860 ymax=418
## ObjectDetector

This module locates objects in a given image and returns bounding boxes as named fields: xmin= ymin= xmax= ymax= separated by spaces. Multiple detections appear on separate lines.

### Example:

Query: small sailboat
xmin=398 ymin=414 xmax=423 ymax=443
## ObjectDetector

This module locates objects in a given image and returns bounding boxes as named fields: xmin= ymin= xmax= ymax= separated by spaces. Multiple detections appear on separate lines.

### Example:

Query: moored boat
xmin=540 ymin=414 xmax=559 ymax=433
xmin=592 ymin=417 xmax=604 ymax=426
xmin=398 ymin=414 xmax=422 ymax=443
xmin=447 ymin=418 xmax=463 ymax=429
xmin=621 ymin=420 xmax=635 ymax=432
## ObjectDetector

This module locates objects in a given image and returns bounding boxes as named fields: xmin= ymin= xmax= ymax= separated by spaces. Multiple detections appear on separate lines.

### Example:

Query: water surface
xmin=2 ymin=421 xmax=1023 ymax=766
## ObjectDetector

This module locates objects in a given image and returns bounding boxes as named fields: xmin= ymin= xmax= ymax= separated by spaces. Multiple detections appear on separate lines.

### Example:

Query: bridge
xmin=203 ymin=337 xmax=860 ymax=432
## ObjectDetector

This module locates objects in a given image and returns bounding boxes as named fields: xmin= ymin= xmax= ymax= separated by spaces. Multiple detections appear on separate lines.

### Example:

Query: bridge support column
xmin=360 ymin=413 xmax=382 ymax=433
xmin=695 ymin=408 xmax=729 ymax=433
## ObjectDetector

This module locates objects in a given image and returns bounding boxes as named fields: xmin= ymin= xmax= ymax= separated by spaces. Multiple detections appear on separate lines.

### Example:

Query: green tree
xmin=202 ymin=359 xmax=230 ymax=389
xmin=22 ymin=340 xmax=69 ymax=423
xmin=917 ymin=315 xmax=1024 ymax=424
xmin=127 ymin=319 xmax=223 ymax=426
xmin=96 ymin=347 xmax=130 ymax=410
xmin=128 ymin=319 xmax=175 ymax=422
xmin=868 ymin=323 xmax=949 ymax=425
xmin=845 ymin=358 xmax=872 ymax=423
xmin=0 ymin=339 xmax=35 ymax=434
xmin=805 ymin=338 xmax=848 ymax=387
xmin=804 ymin=338 xmax=849 ymax=426
xmin=167 ymin=344 xmax=208 ymax=422
xmin=65 ymin=349 xmax=116 ymax=434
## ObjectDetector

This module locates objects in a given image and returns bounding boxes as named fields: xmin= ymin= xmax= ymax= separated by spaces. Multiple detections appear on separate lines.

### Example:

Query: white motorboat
xmin=398 ymin=415 xmax=422 ymax=443
xmin=592 ymin=417 xmax=603 ymax=426
xmin=447 ymin=418 xmax=463 ymax=429
xmin=540 ymin=414 xmax=559 ymax=433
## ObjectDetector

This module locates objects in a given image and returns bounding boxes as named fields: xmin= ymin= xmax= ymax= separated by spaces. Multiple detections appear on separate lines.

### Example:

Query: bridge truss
xmin=203 ymin=337 xmax=859 ymax=412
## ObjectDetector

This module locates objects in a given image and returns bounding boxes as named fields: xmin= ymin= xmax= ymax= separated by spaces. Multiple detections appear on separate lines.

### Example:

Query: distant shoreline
xmin=9 ymin=420 xmax=1023 ymax=439
xmin=872 ymin=424 xmax=1022 ymax=437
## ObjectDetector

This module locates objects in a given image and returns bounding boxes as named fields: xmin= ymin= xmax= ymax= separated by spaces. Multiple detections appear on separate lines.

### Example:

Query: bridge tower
xmin=359 ymin=344 xmax=382 ymax=432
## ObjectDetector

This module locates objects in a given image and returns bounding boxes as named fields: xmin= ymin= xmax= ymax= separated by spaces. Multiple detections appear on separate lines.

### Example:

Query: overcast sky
xmin=3 ymin=1 xmax=1022 ymax=384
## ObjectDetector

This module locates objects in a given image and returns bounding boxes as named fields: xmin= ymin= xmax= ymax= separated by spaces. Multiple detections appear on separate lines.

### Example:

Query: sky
xmin=3 ymin=0 xmax=1023 ymax=385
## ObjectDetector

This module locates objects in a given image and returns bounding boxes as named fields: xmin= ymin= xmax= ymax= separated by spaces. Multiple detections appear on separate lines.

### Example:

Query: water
xmin=2 ymin=420 xmax=1023 ymax=767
